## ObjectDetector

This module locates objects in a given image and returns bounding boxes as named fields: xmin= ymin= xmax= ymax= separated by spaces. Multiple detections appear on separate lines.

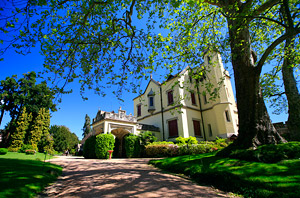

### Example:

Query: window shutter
xmin=168 ymin=120 xmax=178 ymax=137
xmin=193 ymin=120 xmax=201 ymax=136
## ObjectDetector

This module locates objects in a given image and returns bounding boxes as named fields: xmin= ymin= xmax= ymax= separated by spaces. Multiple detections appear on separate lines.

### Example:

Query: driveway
xmin=40 ymin=156 xmax=235 ymax=197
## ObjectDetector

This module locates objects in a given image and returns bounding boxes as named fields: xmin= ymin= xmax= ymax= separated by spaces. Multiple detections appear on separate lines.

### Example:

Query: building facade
xmin=84 ymin=50 xmax=239 ymax=151
xmin=133 ymin=50 xmax=238 ymax=141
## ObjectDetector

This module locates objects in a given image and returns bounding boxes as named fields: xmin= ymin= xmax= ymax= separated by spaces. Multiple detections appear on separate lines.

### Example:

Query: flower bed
xmin=25 ymin=149 xmax=36 ymax=155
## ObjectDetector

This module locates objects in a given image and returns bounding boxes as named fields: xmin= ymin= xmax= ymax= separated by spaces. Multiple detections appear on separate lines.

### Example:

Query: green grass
xmin=0 ymin=152 xmax=54 ymax=160
xmin=0 ymin=152 xmax=62 ymax=198
xmin=149 ymin=152 xmax=300 ymax=198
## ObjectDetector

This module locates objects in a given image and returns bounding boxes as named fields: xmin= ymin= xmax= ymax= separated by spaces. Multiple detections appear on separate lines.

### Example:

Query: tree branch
xmin=252 ymin=0 xmax=281 ymax=17
xmin=256 ymin=29 xmax=300 ymax=72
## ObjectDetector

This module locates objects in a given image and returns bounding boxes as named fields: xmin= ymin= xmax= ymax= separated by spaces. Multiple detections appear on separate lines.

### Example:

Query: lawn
xmin=149 ymin=152 xmax=300 ymax=198
xmin=0 ymin=152 xmax=62 ymax=198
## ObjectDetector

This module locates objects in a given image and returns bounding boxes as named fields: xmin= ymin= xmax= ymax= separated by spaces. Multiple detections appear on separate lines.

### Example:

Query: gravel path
xmin=40 ymin=156 xmax=235 ymax=198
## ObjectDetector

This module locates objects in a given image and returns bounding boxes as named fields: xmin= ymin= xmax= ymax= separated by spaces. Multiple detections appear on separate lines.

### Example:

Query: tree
xmin=37 ymin=108 xmax=53 ymax=153
xmin=2 ymin=0 xmax=299 ymax=151
xmin=50 ymin=125 xmax=79 ymax=152
xmin=0 ymin=75 xmax=18 ymax=126
xmin=8 ymin=107 xmax=32 ymax=152
xmin=29 ymin=108 xmax=46 ymax=151
xmin=82 ymin=114 xmax=91 ymax=138
xmin=277 ymin=1 xmax=300 ymax=140
xmin=0 ymin=71 xmax=57 ymax=146
xmin=258 ymin=1 xmax=300 ymax=140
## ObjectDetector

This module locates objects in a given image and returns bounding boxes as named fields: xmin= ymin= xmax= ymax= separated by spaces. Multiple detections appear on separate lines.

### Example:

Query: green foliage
xmin=178 ymin=144 xmax=218 ymax=155
xmin=138 ymin=131 xmax=157 ymax=157
xmin=82 ymin=114 xmax=91 ymax=138
xmin=0 ymin=72 xmax=56 ymax=146
xmin=175 ymin=137 xmax=186 ymax=145
xmin=0 ymin=148 xmax=8 ymax=155
xmin=83 ymin=136 xmax=96 ymax=159
xmin=124 ymin=134 xmax=141 ymax=158
xmin=175 ymin=136 xmax=198 ymax=145
xmin=19 ymin=144 xmax=34 ymax=153
xmin=145 ymin=144 xmax=178 ymax=157
xmin=148 ymin=141 xmax=174 ymax=146
xmin=9 ymin=107 xmax=32 ymax=151
xmin=37 ymin=109 xmax=53 ymax=153
xmin=146 ymin=139 xmax=228 ymax=157
xmin=95 ymin=134 xmax=115 ymax=159
xmin=29 ymin=108 xmax=46 ymax=151
xmin=50 ymin=125 xmax=79 ymax=152
xmin=139 ymin=131 xmax=157 ymax=146
xmin=229 ymin=142 xmax=300 ymax=163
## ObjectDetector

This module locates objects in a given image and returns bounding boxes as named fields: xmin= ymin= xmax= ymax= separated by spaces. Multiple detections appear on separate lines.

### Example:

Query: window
xmin=137 ymin=104 xmax=141 ymax=117
xmin=191 ymin=92 xmax=196 ymax=106
xmin=225 ymin=110 xmax=231 ymax=122
xmin=149 ymin=96 xmax=154 ymax=107
xmin=193 ymin=120 xmax=202 ymax=137
xmin=203 ymin=94 xmax=208 ymax=104
xmin=168 ymin=119 xmax=178 ymax=137
xmin=208 ymin=124 xmax=213 ymax=137
xmin=167 ymin=90 xmax=174 ymax=105
xmin=148 ymin=96 xmax=155 ymax=113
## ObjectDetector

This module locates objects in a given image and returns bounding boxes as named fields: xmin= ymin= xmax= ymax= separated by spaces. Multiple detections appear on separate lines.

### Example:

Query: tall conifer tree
xmin=9 ymin=107 xmax=32 ymax=151
xmin=29 ymin=108 xmax=44 ymax=151
xmin=82 ymin=114 xmax=91 ymax=138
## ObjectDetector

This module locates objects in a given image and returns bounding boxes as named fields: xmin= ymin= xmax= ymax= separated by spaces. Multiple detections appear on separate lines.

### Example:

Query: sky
xmin=0 ymin=47 xmax=140 ymax=140
xmin=0 ymin=44 xmax=288 ymax=140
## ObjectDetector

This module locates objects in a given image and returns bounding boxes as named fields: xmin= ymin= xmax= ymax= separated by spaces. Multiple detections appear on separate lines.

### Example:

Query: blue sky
xmin=0 ymin=47 xmax=288 ymax=140
xmin=0 ymin=47 xmax=140 ymax=139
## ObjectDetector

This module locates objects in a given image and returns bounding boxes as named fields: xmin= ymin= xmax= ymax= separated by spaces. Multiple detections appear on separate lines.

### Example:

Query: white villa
xmin=83 ymin=50 xmax=238 ymax=156
xmin=133 ymin=50 xmax=238 ymax=141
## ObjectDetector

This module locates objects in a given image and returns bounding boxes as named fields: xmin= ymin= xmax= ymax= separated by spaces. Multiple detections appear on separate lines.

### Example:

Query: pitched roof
xmin=133 ymin=66 xmax=190 ymax=100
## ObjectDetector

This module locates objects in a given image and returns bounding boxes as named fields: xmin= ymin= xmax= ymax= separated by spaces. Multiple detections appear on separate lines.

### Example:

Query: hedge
xmin=95 ymin=134 xmax=115 ymax=159
xmin=125 ymin=134 xmax=141 ymax=158
xmin=0 ymin=148 xmax=8 ymax=155
xmin=145 ymin=139 xmax=229 ymax=157
xmin=83 ymin=136 xmax=97 ymax=159
xmin=229 ymin=142 xmax=300 ymax=163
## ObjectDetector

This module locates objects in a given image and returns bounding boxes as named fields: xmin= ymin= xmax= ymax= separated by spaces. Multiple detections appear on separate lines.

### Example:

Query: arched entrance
xmin=111 ymin=128 xmax=130 ymax=158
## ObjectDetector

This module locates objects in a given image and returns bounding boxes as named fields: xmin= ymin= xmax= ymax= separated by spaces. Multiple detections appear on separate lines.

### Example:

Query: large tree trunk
xmin=223 ymin=7 xmax=285 ymax=150
xmin=282 ymin=37 xmax=300 ymax=141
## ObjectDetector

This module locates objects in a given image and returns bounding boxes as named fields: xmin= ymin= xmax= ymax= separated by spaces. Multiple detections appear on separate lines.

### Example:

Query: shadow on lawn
xmin=0 ymin=158 xmax=62 ymax=198
xmin=150 ymin=154 xmax=300 ymax=198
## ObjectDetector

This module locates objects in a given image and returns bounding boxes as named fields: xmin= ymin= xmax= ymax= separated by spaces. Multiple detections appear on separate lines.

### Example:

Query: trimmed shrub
xmin=139 ymin=131 xmax=157 ymax=157
xmin=229 ymin=142 xmax=300 ymax=163
xmin=95 ymin=134 xmax=115 ymax=159
xmin=0 ymin=148 xmax=8 ymax=155
xmin=145 ymin=139 xmax=229 ymax=157
xmin=175 ymin=137 xmax=187 ymax=145
xmin=19 ymin=144 xmax=34 ymax=153
xmin=148 ymin=141 xmax=174 ymax=145
xmin=175 ymin=136 xmax=198 ymax=145
xmin=83 ymin=136 xmax=97 ymax=159
xmin=25 ymin=149 xmax=36 ymax=155
xmin=215 ymin=137 xmax=229 ymax=148
xmin=139 ymin=131 xmax=157 ymax=146
xmin=8 ymin=147 xmax=19 ymax=152
xmin=186 ymin=136 xmax=198 ymax=145
xmin=145 ymin=144 xmax=179 ymax=157
xmin=125 ymin=134 xmax=141 ymax=158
